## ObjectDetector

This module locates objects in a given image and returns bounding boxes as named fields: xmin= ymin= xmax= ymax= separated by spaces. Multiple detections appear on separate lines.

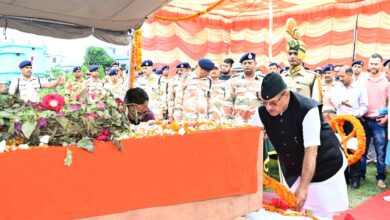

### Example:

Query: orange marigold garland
xmin=130 ymin=28 xmax=142 ymax=88
xmin=263 ymin=173 xmax=318 ymax=219
xmin=329 ymin=114 xmax=366 ymax=165
xmin=155 ymin=0 xmax=226 ymax=22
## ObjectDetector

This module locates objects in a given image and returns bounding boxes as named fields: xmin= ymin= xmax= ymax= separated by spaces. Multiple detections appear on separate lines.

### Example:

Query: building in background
xmin=0 ymin=39 xmax=48 ymax=83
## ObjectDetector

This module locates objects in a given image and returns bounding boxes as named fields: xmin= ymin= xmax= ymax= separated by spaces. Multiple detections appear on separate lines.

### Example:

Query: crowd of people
xmin=2 ymin=18 xmax=390 ymax=219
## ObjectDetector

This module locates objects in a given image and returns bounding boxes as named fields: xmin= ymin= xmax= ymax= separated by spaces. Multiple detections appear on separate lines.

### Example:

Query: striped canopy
xmin=142 ymin=0 xmax=390 ymax=71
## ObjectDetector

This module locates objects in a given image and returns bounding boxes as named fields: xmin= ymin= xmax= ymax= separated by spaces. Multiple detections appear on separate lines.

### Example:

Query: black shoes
xmin=351 ymin=179 xmax=360 ymax=190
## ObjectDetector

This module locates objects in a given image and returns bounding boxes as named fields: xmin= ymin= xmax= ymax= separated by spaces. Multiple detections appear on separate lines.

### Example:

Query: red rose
xmin=41 ymin=94 xmax=65 ymax=112
xmin=95 ymin=128 xmax=111 ymax=141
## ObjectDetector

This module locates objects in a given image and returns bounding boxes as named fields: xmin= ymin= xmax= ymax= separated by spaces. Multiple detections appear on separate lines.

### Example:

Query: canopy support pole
xmin=268 ymin=0 xmax=273 ymax=63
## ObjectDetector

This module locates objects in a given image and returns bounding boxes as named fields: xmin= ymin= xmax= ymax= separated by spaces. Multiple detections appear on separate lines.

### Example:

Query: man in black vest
xmin=251 ymin=73 xmax=348 ymax=218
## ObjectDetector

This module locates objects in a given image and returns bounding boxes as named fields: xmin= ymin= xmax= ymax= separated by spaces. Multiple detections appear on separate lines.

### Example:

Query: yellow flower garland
xmin=130 ymin=29 xmax=142 ymax=88
xmin=155 ymin=0 xmax=226 ymax=22
xmin=329 ymin=114 xmax=366 ymax=165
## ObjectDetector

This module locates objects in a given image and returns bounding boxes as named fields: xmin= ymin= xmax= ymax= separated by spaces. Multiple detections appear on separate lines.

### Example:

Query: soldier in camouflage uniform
xmin=85 ymin=65 xmax=105 ymax=101
xmin=224 ymin=52 xmax=263 ymax=122
xmin=137 ymin=60 xmax=161 ymax=119
xmin=157 ymin=65 xmax=170 ymax=119
xmin=64 ymin=66 xmax=85 ymax=101
xmin=104 ymin=68 xmax=127 ymax=100
xmin=174 ymin=58 xmax=219 ymax=121
xmin=168 ymin=62 xmax=191 ymax=120
xmin=210 ymin=66 xmax=226 ymax=117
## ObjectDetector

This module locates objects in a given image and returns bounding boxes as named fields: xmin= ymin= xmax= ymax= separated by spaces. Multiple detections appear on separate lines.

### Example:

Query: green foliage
xmin=83 ymin=46 xmax=115 ymax=68
xmin=0 ymin=92 xmax=131 ymax=150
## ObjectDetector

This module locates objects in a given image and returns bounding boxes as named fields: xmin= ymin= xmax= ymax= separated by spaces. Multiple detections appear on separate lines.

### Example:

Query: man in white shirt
xmin=252 ymin=73 xmax=348 ymax=218
xmin=332 ymin=66 xmax=368 ymax=189
xmin=8 ymin=60 xmax=64 ymax=102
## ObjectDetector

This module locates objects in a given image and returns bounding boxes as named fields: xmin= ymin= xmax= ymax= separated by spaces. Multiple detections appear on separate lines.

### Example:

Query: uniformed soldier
xmin=319 ymin=64 xmax=337 ymax=122
xmin=269 ymin=62 xmax=281 ymax=74
xmin=283 ymin=18 xmax=322 ymax=103
xmin=137 ymin=60 xmax=161 ymax=119
xmin=9 ymin=60 xmax=64 ymax=102
xmin=64 ymin=66 xmax=85 ymax=100
xmin=157 ymin=65 xmax=170 ymax=119
xmin=110 ymin=61 xmax=120 ymax=70
xmin=104 ymin=68 xmax=126 ymax=100
xmin=224 ymin=52 xmax=263 ymax=122
xmin=85 ymin=65 xmax=105 ymax=101
xmin=174 ymin=58 xmax=219 ymax=121
xmin=168 ymin=62 xmax=191 ymax=120
xmin=210 ymin=66 xmax=226 ymax=117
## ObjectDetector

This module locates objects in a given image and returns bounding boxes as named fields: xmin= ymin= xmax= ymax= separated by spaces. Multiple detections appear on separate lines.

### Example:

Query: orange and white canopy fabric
xmin=143 ymin=0 xmax=390 ymax=70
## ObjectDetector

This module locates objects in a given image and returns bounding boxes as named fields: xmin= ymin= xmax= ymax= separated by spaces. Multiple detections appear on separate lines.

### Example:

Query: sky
xmin=0 ymin=28 xmax=130 ymax=66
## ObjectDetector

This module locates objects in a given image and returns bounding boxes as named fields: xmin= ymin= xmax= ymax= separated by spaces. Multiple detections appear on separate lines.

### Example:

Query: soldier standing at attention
xmin=64 ymin=66 xmax=84 ymax=101
xmin=168 ymin=62 xmax=191 ymax=120
xmin=174 ymin=58 xmax=219 ymax=121
xmin=224 ymin=52 xmax=263 ymax=122
xmin=283 ymin=18 xmax=322 ymax=103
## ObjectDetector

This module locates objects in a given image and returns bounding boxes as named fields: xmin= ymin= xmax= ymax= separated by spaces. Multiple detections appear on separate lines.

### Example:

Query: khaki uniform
xmin=168 ymin=73 xmax=192 ymax=119
xmin=174 ymin=73 xmax=219 ymax=120
xmin=158 ymin=75 xmax=170 ymax=119
xmin=283 ymin=68 xmax=322 ymax=102
xmin=211 ymin=79 xmax=227 ymax=117
xmin=224 ymin=73 xmax=263 ymax=122
xmin=104 ymin=81 xmax=126 ymax=100
xmin=85 ymin=78 xmax=105 ymax=101
xmin=64 ymin=78 xmax=85 ymax=100
xmin=320 ymin=81 xmax=338 ymax=122
xmin=137 ymin=74 xmax=160 ymax=119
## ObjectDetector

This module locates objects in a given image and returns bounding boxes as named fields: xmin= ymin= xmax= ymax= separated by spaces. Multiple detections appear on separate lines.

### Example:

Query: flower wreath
xmin=263 ymin=173 xmax=318 ymax=219
xmin=329 ymin=114 xmax=366 ymax=165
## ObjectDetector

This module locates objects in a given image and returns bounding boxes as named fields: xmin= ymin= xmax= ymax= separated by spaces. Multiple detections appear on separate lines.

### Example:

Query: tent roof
xmin=0 ymin=0 xmax=171 ymax=45
xmin=158 ymin=0 xmax=364 ymax=18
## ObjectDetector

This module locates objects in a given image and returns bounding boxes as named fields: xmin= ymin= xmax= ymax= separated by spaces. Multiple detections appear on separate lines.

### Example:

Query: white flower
xmin=0 ymin=140 xmax=6 ymax=153
xmin=19 ymin=144 xmax=29 ymax=150
xmin=39 ymin=135 xmax=50 ymax=144
xmin=178 ymin=128 xmax=186 ymax=135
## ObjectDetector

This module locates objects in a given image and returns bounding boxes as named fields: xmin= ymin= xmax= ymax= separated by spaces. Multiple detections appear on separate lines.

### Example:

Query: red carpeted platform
xmin=334 ymin=190 xmax=390 ymax=220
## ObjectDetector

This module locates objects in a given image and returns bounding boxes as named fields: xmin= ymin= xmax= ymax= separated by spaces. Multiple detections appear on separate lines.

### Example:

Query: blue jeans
xmin=361 ymin=119 xmax=387 ymax=180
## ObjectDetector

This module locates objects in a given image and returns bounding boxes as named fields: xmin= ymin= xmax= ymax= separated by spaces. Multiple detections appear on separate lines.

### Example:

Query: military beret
xmin=73 ymin=66 xmax=81 ymax=72
xmin=322 ymin=64 xmax=334 ymax=73
xmin=352 ymin=60 xmax=364 ymax=67
xmin=141 ymin=60 xmax=153 ymax=67
xmin=176 ymin=62 xmax=191 ymax=69
xmin=108 ymin=68 xmax=118 ymax=76
xmin=239 ymin=52 xmax=256 ymax=63
xmin=198 ymin=58 xmax=215 ymax=71
xmin=89 ymin=65 xmax=99 ymax=72
xmin=383 ymin=59 xmax=390 ymax=67
xmin=155 ymin=69 xmax=163 ymax=75
xmin=314 ymin=67 xmax=323 ymax=74
xmin=19 ymin=60 xmax=32 ymax=68
xmin=161 ymin=65 xmax=169 ymax=71
xmin=261 ymin=73 xmax=287 ymax=101
xmin=110 ymin=61 xmax=120 ymax=67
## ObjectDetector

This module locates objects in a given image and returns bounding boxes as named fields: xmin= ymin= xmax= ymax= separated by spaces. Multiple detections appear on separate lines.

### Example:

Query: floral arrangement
xmin=0 ymin=92 xmax=131 ymax=153
xmin=129 ymin=119 xmax=250 ymax=138
xmin=329 ymin=114 xmax=366 ymax=165
xmin=263 ymin=173 xmax=318 ymax=220
xmin=130 ymin=28 xmax=142 ymax=88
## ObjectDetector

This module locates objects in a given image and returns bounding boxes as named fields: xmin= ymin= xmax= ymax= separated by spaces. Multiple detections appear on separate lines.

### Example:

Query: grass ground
xmin=264 ymin=160 xmax=389 ymax=208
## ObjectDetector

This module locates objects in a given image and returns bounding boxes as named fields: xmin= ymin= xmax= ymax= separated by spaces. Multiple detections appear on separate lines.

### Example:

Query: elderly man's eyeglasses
xmin=261 ymin=92 xmax=286 ymax=107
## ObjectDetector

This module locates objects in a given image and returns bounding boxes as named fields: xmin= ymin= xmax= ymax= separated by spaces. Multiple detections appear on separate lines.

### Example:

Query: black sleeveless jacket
xmin=259 ymin=92 xmax=343 ymax=187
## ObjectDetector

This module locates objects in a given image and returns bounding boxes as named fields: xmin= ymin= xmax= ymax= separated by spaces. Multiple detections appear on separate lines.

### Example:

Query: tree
xmin=83 ymin=46 xmax=115 ymax=68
